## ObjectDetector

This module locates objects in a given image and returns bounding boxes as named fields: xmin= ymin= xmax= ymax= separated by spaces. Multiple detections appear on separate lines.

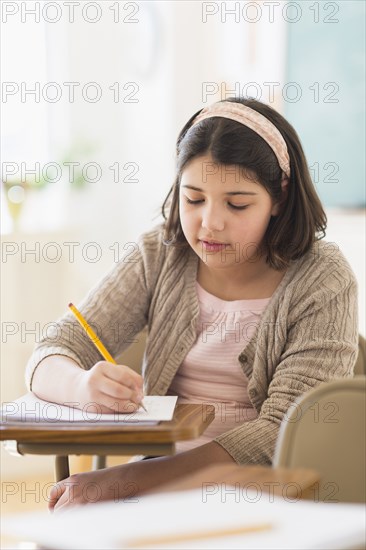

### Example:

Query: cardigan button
xmin=240 ymin=354 xmax=247 ymax=362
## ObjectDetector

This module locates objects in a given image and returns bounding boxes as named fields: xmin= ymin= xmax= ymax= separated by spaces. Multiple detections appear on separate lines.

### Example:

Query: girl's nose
xmin=201 ymin=204 xmax=225 ymax=232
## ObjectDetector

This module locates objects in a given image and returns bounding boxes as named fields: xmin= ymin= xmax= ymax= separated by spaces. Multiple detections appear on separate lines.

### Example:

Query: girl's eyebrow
xmin=181 ymin=184 xmax=258 ymax=196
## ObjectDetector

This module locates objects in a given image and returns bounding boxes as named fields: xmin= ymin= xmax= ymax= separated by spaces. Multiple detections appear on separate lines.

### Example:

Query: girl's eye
xmin=184 ymin=197 xmax=248 ymax=210
xmin=229 ymin=203 xmax=248 ymax=210
xmin=229 ymin=204 xmax=249 ymax=210
xmin=185 ymin=198 xmax=203 ymax=205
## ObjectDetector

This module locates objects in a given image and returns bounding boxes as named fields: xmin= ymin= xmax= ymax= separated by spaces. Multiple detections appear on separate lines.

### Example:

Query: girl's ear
xmin=271 ymin=176 xmax=289 ymax=216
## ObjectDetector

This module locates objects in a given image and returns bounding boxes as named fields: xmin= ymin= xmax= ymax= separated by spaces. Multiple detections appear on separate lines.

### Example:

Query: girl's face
xmin=179 ymin=154 xmax=281 ymax=272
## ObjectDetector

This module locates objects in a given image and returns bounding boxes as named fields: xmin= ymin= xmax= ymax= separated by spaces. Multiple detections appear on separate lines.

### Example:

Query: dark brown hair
xmin=161 ymin=97 xmax=327 ymax=270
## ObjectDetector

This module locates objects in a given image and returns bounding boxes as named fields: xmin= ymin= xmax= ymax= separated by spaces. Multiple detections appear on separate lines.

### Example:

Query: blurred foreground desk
xmin=1 ymin=404 xmax=214 ymax=482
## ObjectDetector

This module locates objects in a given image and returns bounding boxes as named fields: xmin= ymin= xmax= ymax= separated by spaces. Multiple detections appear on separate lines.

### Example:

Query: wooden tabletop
xmin=149 ymin=463 xmax=321 ymax=500
xmin=0 ymin=403 xmax=215 ymax=445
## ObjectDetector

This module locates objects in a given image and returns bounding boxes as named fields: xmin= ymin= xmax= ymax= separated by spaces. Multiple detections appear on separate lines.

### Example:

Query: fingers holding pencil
xmin=98 ymin=361 xmax=145 ymax=409
xmin=78 ymin=361 xmax=144 ymax=414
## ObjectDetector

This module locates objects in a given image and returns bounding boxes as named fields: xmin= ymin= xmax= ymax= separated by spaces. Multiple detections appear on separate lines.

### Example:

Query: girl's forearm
xmin=51 ymin=438 xmax=236 ymax=509
xmin=118 ymin=441 xmax=236 ymax=498
xmin=31 ymin=355 xmax=85 ymax=404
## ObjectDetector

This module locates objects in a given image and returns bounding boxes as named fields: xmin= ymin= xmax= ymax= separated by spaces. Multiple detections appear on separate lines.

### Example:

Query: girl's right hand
xmin=75 ymin=361 xmax=144 ymax=414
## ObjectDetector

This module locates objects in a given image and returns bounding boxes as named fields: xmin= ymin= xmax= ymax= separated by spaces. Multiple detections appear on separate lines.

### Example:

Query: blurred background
xmin=1 ymin=0 xmax=365 ymax=484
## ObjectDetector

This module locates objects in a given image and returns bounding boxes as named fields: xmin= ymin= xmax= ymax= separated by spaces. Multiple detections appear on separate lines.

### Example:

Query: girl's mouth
xmin=200 ymin=240 xmax=229 ymax=252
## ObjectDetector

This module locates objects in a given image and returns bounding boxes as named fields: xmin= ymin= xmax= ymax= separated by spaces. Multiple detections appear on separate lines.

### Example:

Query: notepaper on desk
xmin=0 ymin=392 xmax=177 ymax=425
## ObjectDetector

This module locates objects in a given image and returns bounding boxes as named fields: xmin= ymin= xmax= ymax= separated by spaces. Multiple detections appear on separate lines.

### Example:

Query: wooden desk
xmin=152 ymin=463 xmax=321 ymax=501
xmin=0 ymin=404 xmax=215 ymax=482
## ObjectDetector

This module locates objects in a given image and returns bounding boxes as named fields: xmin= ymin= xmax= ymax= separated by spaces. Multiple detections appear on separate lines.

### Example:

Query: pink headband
xmin=191 ymin=101 xmax=291 ymax=179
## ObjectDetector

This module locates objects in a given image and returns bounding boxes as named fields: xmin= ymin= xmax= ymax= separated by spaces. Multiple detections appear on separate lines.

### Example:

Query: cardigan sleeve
xmin=214 ymin=260 xmax=359 ymax=465
xmin=25 ymin=226 xmax=164 ymax=391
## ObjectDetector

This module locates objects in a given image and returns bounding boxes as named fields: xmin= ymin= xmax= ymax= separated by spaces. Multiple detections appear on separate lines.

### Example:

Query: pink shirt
xmin=168 ymin=281 xmax=271 ymax=453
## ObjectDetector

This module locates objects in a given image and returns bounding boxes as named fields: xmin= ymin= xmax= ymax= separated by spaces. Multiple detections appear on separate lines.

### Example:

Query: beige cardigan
xmin=25 ymin=223 xmax=359 ymax=465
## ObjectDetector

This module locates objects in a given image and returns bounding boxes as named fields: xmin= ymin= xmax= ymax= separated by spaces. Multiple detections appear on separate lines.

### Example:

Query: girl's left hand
xmin=48 ymin=466 xmax=137 ymax=512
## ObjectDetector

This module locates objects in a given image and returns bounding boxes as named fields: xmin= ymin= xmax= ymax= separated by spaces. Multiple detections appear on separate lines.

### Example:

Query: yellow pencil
xmin=127 ymin=523 xmax=273 ymax=548
xmin=68 ymin=302 xmax=147 ymax=413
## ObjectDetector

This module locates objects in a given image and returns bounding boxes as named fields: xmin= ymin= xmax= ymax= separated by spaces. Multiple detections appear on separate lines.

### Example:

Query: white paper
xmin=0 ymin=392 xmax=177 ymax=425
xmin=2 ymin=488 xmax=365 ymax=549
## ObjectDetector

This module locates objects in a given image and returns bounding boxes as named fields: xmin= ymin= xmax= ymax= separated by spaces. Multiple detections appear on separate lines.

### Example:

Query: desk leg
xmin=55 ymin=456 xmax=70 ymax=482
xmin=92 ymin=455 xmax=106 ymax=470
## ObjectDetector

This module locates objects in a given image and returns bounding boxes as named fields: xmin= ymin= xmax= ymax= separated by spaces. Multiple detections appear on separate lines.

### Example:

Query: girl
xmin=27 ymin=97 xmax=359 ymax=511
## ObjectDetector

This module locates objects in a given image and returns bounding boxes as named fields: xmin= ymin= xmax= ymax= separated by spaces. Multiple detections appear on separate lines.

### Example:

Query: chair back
xmin=273 ymin=376 xmax=366 ymax=503
xmin=354 ymin=333 xmax=366 ymax=376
